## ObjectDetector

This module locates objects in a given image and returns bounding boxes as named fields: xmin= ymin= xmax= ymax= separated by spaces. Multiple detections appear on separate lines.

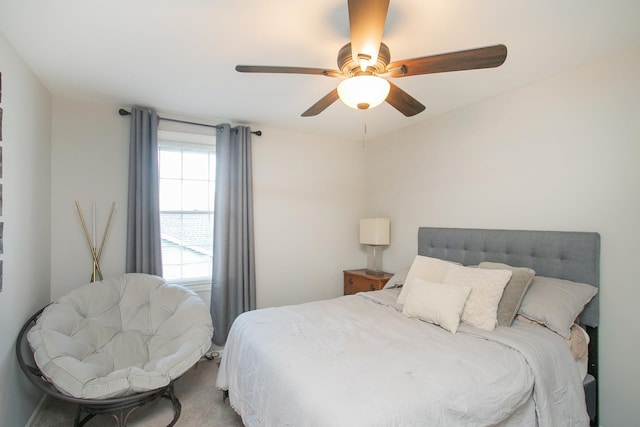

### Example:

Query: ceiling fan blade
xmin=388 ymin=44 xmax=507 ymax=77
xmin=386 ymin=82 xmax=426 ymax=117
xmin=348 ymin=0 xmax=390 ymax=68
xmin=301 ymin=89 xmax=340 ymax=117
xmin=236 ymin=65 xmax=342 ymax=78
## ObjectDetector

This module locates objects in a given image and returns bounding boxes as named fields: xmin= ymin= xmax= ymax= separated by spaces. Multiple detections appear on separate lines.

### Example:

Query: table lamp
xmin=360 ymin=218 xmax=390 ymax=276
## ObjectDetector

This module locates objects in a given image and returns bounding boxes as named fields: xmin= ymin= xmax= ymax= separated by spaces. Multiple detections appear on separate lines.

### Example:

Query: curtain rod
xmin=118 ymin=109 xmax=262 ymax=136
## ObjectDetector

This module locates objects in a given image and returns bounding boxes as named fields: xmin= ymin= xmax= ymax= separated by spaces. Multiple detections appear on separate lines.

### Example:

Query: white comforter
xmin=217 ymin=289 xmax=589 ymax=427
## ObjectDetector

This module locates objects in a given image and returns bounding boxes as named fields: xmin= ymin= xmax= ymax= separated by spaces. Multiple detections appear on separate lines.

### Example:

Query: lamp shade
xmin=359 ymin=218 xmax=390 ymax=245
xmin=337 ymin=75 xmax=390 ymax=110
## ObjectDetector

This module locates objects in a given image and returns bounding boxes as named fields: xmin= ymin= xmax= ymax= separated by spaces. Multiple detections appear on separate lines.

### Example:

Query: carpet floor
xmin=29 ymin=358 xmax=244 ymax=426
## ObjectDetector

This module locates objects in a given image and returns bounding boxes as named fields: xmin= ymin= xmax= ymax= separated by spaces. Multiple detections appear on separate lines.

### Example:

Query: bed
xmin=216 ymin=227 xmax=600 ymax=426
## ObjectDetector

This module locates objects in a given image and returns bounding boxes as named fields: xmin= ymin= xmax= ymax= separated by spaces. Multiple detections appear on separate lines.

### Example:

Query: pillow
xmin=396 ymin=256 xmax=452 ymax=304
xmin=518 ymin=276 xmax=598 ymax=339
xmin=479 ymin=262 xmax=535 ymax=327
xmin=443 ymin=264 xmax=512 ymax=331
xmin=402 ymin=278 xmax=472 ymax=333
xmin=383 ymin=266 xmax=410 ymax=289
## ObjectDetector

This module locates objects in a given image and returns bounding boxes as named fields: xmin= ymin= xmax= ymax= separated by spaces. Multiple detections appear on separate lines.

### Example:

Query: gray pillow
xmin=517 ymin=276 xmax=598 ymax=339
xmin=383 ymin=266 xmax=410 ymax=289
xmin=479 ymin=262 xmax=535 ymax=327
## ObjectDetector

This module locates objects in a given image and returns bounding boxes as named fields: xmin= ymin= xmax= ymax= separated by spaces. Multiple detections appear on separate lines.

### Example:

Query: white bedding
xmin=217 ymin=289 xmax=589 ymax=427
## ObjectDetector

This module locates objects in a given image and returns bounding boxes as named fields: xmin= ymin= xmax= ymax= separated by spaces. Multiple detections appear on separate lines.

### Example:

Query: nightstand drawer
xmin=345 ymin=275 xmax=382 ymax=294
xmin=343 ymin=269 xmax=393 ymax=295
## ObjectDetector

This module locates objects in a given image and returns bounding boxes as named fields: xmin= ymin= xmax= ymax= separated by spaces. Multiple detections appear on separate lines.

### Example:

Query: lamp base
xmin=365 ymin=245 xmax=384 ymax=276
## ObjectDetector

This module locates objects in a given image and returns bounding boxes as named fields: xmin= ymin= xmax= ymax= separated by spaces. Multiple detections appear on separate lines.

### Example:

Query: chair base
xmin=73 ymin=382 xmax=181 ymax=427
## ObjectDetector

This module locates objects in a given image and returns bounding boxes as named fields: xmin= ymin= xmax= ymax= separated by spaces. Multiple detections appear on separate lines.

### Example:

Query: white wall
xmin=252 ymin=127 xmax=367 ymax=308
xmin=50 ymin=100 xmax=129 ymax=299
xmin=50 ymin=104 xmax=367 ymax=308
xmin=0 ymin=32 xmax=52 ymax=427
xmin=366 ymin=46 xmax=640 ymax=426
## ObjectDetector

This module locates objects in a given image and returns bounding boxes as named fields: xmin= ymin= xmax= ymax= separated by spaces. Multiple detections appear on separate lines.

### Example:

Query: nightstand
xmin=343 ymin=269 xmax=393 ymax=295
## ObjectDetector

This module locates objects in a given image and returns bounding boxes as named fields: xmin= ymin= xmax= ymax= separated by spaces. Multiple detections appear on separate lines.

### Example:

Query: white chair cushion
xmin=27 ymin=273 xmax=214 ymax=399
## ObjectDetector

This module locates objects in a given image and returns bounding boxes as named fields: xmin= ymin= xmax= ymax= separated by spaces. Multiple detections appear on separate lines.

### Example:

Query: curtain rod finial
xmin=119 ymin=109 xmax=131 ymax=116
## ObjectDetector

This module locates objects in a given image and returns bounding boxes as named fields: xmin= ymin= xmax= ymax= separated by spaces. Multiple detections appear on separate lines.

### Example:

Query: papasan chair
xmin=16 ymin=273 xmax=214 ymax=426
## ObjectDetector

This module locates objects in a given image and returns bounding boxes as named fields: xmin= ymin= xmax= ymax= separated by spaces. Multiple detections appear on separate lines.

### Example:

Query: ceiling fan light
xmin=337 ymin=75 xmax=390 ymax=110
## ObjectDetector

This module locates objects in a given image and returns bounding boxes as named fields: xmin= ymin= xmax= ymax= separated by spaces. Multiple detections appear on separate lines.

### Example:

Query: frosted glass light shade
xmin=359 ymin=218 xmax=390 ymax=245
xmin=337 ymin=76 xmax=390 ymax=110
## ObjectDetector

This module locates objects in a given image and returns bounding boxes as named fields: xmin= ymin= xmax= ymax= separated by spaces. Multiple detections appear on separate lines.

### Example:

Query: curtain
xmin=125 ymin=106 xmax=163 ymax=276
xmin=210 ymin=124 xmax=256 ymax=345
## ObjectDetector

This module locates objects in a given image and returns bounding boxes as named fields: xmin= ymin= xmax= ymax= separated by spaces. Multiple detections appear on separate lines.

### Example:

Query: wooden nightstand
xmin=343 ymin=269 xmax=393 ymax=295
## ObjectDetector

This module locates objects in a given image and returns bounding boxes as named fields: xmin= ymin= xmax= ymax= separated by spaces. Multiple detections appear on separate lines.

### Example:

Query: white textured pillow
xmin=479 ymin=262 xmax=535 ymax=326
xmin=443 ymin=265 xmax=512 ymax=331
xmin=396 ymin=256 xmax=452 ymax=304
xmin=518 ymin=276 xmax=598 ymax=339
xmin=402 ymin=278 xmax=472 ymax=333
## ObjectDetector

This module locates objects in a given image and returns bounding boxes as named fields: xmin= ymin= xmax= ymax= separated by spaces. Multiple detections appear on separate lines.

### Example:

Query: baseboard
xmin=24 ymin=394 xmax=47 ymax=427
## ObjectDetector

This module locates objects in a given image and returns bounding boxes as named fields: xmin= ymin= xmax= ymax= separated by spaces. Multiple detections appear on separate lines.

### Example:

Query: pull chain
xmin=361 ymin=110 xmax=368 ymax=148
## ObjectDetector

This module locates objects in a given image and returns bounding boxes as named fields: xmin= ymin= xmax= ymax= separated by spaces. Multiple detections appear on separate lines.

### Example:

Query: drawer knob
xmin=369 ymin=283 xmax=375 ymax=291
xmin=348 ymin=278 xmax=354 ymax=285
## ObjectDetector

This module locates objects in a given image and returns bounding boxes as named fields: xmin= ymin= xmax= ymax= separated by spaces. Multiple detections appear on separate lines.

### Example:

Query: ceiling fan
xmin=236 ymin=0 xmax=507 ymax=117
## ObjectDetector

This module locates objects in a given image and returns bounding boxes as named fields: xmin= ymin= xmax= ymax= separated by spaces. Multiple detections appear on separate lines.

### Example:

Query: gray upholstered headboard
xmin=417 ymin=227 xmax=600 ymax=327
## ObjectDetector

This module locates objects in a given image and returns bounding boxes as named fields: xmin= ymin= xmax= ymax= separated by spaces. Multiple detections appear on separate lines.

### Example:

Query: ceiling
xmin=1 ymin=0 xmax=639 ymax=140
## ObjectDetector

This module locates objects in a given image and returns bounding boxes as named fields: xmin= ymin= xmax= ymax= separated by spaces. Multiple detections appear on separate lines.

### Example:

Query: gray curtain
xmin=125 ymin=106 xmax=163 ymax=276
xmin=210 ymin=124 xmax=256 ymax=345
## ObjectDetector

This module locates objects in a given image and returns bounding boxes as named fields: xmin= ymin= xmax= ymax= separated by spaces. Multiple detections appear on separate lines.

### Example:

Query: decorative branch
xmin=75 ymin=201 xmax=103 ymax=282
xmin=97 ymin=202 xmax=116 ymax=262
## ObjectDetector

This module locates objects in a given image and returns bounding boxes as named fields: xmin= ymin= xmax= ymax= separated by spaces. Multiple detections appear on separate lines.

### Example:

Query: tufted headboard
xmin=417 ymin=227 xmax=600 ymax=327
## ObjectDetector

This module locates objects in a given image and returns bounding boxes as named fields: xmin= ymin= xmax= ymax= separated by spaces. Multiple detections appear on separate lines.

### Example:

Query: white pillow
xmin=402 ymin=278 xmax=472 ymax=333
xmin=396 ymin=256 xmax=452 ymax=304
xmin=443 ymin=264 xmax=512 ymax=331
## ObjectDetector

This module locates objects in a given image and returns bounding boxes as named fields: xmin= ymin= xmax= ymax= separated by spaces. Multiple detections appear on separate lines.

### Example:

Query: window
xmin=158 ymin=130 xmax=215 ymax=288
